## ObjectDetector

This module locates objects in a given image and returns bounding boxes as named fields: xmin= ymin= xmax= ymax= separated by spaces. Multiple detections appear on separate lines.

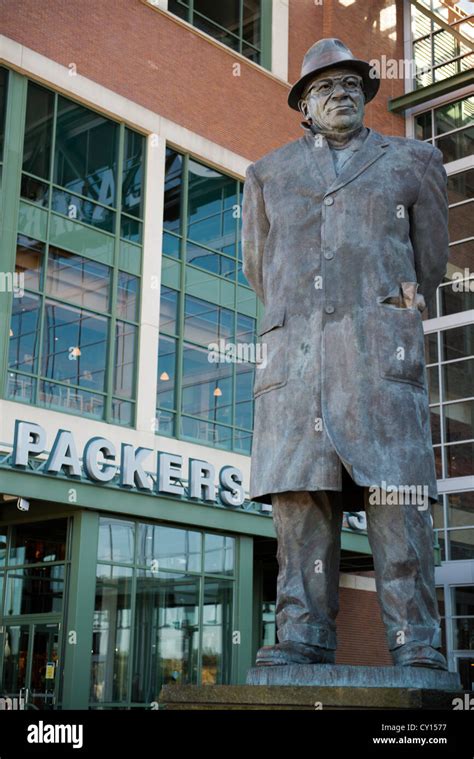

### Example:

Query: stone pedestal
xmin=160 ymin=666 xmax=462 ymax=710
xmin=159 ymin=682 xmax=464 ymax=710
xmin=247 ymin=663 xmax=461 ymax=690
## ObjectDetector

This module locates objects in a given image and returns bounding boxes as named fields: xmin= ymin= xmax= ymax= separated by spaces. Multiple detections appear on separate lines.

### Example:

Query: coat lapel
xmin=301 ymin=127 xmax=390 ymax=196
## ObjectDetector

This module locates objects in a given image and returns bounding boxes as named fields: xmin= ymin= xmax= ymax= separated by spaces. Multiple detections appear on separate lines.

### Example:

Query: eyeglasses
xmin=305 ymin=74 xmax=364 ymax=98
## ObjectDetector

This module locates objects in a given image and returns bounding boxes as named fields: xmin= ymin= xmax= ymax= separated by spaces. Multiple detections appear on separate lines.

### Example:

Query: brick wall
xmin=0 ymin=0 xmax=406 ymax=162
xmin=337 ymin=586 xmax=393 ymax=666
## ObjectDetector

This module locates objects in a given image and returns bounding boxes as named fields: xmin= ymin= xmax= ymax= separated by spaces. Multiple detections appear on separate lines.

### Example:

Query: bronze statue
xmin=242 ymin=39 xmax=449 ymax=669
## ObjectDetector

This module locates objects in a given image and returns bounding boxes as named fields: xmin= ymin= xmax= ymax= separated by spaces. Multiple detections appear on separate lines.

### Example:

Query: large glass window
xmin=158 ymin=148 xmax=258 ymax=453
xmin=90 ymin=517 xmax=236 ymax=707
xmin=0 ymin=519 xmax=69 ymax=617
xmin=7 ymin=237 xmax=139 ymax=423
xmin=6 ymin=79 xmax=146 ymax=425
xmin=168 ymin=0 xmax=267 ymax=65
xmin=415 ymin=96 xmax=474 ymax=164
xmin=411 ymin=1 xmax=474 ymax=90
xmin=157 ymin=287 xmax=256 ymax=452
xmin=163 ymin=148 xmax=247 ymax=285
xmin=21 ymin=83 xmax=144 ymax=242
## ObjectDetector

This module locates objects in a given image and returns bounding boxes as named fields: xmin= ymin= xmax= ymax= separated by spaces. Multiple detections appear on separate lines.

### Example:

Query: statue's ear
xmin=298 ymin=98 xmax=309 ymax=119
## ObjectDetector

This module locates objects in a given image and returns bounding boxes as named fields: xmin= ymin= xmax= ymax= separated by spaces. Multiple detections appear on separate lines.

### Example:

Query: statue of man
xmin=242 ymin=39 xmax=449 ymax=670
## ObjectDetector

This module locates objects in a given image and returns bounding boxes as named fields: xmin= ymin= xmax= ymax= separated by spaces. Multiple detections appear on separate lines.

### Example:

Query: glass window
xmin=201 ymin=579 xmax=233 ymax=684
xmin=15 ymin=236 xmax=44 ymax=291
xmin=204 ymin=534 xmax=234 ymax=575
xmin=159 ymin=287 xmax=179 ymax=334
xmin=9 ymin=520 xmax=67 ymax=565
xmin=10 ymin=83 xmax=144 ymax=425
xmin=46 ymin=249 xmax=110 ymax=312
xmin=440 ymin=325 xmax=473 ymax=363
xmin=91 ymin=565 xmax=132 ymax=703
xmin=159 ymin=152 xmax=258 ymax=452
xmin=22 ymin=82 xmax=54 ymax=180
xmin=157 ymin=335 xmax=177 ymax=412
xmin=449 ymin=529 xmax=474 ymax=560
xmin=5 ymin=566 xmax=64 ymax=615
xmin=55 ymin=96 xmax=118 ymax=206
xmin=445 ymin=441 xmax=473 ymax=478
xmin=9 ymin=293 xmax=41 ymax=373
xmin=169 ymin=0 xmax=264 ymax=65
xmin=435 ymin=97 xmax=474 ymax=136
xmin=122 ymin=128 xmax=144 ymax=219
xmin=444 ymin=400 xmax=474 ymax=444
xmin=137 ymin=525 xmax=202 ymax=572
xmin=41 ymin=301 xmax=108 ymax=390
xmin=114 ymin=321 xmax=137 ymax=398
xmin=447 ymin=169 xmax=474 ymax=205
xmin=132 ymin=571 xmax=200 ymax=700
xmin=98 ymin=518 xmax=135 ymax=564
xmin=92 ymin=518 xmax=236 ymax=703
xmin=447 ymin=492 xmax=474 ymax=529
xmin=117 ymin=272 xmax=139 ymax=321
xmin=163 ymin=148 xmax=183 ymax=234
xmin=184 ymin=295 xmax=234 ymax=346
xmin=452 ymin=586 xmax=474 ymax=649
xmin=182 ymin=343 xmax=233 ymax=424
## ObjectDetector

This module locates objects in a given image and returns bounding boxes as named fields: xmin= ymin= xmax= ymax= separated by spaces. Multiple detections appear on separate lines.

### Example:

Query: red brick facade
xmin=337 ymin=585 xmax=392 ymax=666
xmin=0 ymin=0 xmax=405 ymax=161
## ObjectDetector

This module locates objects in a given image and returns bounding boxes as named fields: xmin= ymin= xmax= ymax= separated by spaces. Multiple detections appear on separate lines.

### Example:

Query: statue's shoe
xmin=392 ymin=644 xmax=448 ymax=671
xmin=256 ymin=641 xmax=335 ymax=666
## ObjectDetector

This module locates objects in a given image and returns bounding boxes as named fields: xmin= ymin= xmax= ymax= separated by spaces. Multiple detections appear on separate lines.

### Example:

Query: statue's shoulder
xmin=249 ymin=137 xmax=303 ymax=183
xmin=379 ymin=132 xmax=440 ymax=162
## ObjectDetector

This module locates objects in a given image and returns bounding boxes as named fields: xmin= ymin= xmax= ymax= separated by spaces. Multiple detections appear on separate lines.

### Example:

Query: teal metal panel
xmin=260 ymin=0 xmax=273 ymax=72
xmin=388 ymin=70 xmax=474 ymax=113
xmin=185 ymin=266 xmax=237 ymax=309
xmin=160 ymin=258 xmax=181 ymax=289
xmin=235 ymin=535 xmax=254 ymax=683
xmin=48 ymin=213 xmax=115 ymax=264
xmin=17 ymin=201 xmax=48 ymax=241
xmin=119 ymin=240 xmax=142 ymax=275
xmin=61 ymin=509 xmax=99 ymax=709
xmin=0 ymin=71 xmax=27 ymax=400
xmin=236 ymin=285 xmax=258 ymax=317
xmin=0 ymin=467 xmax=276 ymax=538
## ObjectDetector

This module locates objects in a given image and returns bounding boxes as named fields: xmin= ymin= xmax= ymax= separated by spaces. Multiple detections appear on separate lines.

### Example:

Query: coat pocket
xmin=377 ymin=298 xmax=426 ymax=389
xmin=253 ymin=305 xmax=288 ymax=398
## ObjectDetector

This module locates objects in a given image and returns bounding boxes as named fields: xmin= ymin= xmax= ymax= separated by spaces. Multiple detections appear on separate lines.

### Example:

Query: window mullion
xmin=106 ymin=123 xmax=125 ymax=423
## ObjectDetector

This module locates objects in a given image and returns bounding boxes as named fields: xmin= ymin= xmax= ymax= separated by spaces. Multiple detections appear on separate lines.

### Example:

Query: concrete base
xmin=159 ymin=683 xmax=465 ymax=710
xmin=247 ymin=663 xmax=461 ymax=691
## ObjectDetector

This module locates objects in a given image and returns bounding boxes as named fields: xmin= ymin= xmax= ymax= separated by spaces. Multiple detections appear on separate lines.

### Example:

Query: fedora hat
xmin=288 ymin=38 xmax=379 ymax=111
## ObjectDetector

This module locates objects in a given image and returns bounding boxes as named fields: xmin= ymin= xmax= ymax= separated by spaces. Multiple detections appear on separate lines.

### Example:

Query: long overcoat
xmin=242 ymin=127 xmax=449 ymax=504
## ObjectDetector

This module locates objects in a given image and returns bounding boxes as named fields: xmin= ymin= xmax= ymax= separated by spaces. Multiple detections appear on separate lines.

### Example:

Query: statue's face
xmin=300 ymin=66 xmax=365 ymax=133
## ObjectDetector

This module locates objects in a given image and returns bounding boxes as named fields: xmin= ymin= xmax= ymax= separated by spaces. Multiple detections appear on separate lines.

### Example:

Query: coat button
xmin=324 ymin=197 xmax=334 ymax=206
xmin=325 ymin=305 xmax=335 ymax=314
xmin=324 ymin=251 xmax=334 ymax=259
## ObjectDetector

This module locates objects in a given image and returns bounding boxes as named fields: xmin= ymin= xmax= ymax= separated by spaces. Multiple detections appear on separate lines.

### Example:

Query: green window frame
xmin=167 ymin=0 xmax=272 ymax=68
xmin=0 ymin=69 xmax=146 ymax=426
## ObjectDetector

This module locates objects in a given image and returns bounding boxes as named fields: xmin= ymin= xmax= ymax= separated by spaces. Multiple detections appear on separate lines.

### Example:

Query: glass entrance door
xmin=1 ymin=622 xmax=60 ymax=709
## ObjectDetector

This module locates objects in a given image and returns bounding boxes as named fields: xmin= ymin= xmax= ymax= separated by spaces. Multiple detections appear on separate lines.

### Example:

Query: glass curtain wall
xmin=90 ymin=517 xmax=236 ymax=708
xmin=5 ymin=77 xmax=145 ymax=425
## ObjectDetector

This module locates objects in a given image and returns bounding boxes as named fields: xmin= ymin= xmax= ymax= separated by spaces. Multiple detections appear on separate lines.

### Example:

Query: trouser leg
xmin=271 ymin=489 xmax=343 ymax=649
xmin=364 ymin=495 xmax=443 ymax=654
